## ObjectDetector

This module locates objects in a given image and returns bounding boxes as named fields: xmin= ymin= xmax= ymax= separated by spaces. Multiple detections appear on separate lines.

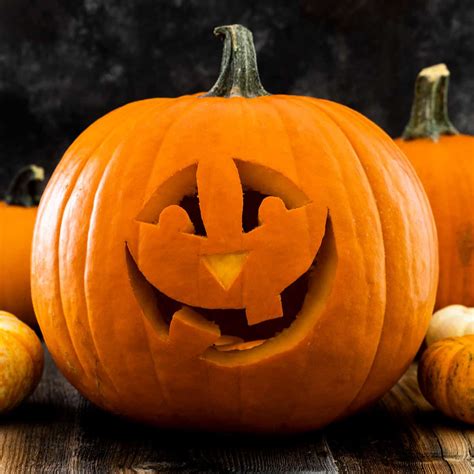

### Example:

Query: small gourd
xmin=0 ymin=311 xmax=44 ymax=412
xmin=426 ymin=305 xmax=474 ymax=346
xmin=418 ymin=335 xmax=474 ymax=424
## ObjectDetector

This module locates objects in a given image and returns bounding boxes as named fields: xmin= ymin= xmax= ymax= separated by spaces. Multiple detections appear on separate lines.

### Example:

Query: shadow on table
xmin=6 ymin=389 xmax=466 ymax=446
xmin=3 ymin=381 xmax=470 ymax=472
xmin=2 ymin=399 xmax=79 ymax=425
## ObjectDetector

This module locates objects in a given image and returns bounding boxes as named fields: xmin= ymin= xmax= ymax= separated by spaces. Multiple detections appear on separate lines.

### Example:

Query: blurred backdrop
xmin=0 ymin=0 xmax=473 ymax=192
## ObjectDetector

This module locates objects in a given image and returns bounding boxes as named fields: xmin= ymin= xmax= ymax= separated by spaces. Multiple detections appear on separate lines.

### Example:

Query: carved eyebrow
xmin=135 ymin=159 xmax=310 ymax=226
xmin=234 ymin=159 xmax=310 ymax=210
xmin=136 ymin=164 xmax=198 ymax=224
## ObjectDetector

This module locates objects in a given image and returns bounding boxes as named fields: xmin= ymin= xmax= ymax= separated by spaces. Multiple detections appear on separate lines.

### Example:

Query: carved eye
xmin=179 ymin=194 xmax=206 ymax=236
xmin=176 ymin=188 xmax=275 ymax=236
xmin=136 ymin=160 xmax=310 ymax=237
xmin=242 ymin=189 xmax=271 ymax=233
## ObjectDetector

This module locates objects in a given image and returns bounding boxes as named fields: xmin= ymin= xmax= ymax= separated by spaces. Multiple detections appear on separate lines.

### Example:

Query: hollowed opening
xmin=242 ymin=189 xmax=269 ymax=232
xmin=126 ymin=215 xmax=333 ymax=352
xmin=148 ymin=257 xmax=309 ymax=343
xmin=178 ymin=189 xmax=273 ymax=236
xmin=136 ymin=160 xmax=310 ymax=235
xmin=179 ymin=194 xmax=206 ymax=236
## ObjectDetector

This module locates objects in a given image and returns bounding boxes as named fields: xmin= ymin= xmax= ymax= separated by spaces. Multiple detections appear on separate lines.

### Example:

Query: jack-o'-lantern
xmin=31 ymin=25 xmax=438 ymax=432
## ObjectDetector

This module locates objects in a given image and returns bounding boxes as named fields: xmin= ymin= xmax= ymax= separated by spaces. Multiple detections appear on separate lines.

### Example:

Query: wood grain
xmin=0 ymin=349 xmax=472 ymax=473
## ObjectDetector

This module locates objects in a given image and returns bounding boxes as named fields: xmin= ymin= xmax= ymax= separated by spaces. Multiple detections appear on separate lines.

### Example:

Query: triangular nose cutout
xmin=202 ymin=252 xmax=248 ymax=290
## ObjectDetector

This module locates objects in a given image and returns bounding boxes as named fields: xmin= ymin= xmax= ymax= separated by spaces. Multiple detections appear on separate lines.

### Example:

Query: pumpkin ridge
xmin=0 ymin=331 xmax=35 ymax=412
xmin=263 ymin=96 xmax=386 ymax=424
xmin=306 ymin=97 xmax=436 ymax=412
xmin=263 ymin=97 xmax=320 ymax=421
xmin=84 ymin=100 xmax=183 ymax=404
xmin=236 ymin=96 xmax=304 ymax=186
xmin=419 ymin=336 xmax=474 ymax=424
xmin=273 ymin=97 xmax=313 ymax=410
xmin=34 ymin=101 xmax=148 ymax=385
xmin=294 ymin=97 xmax=389 ymax=417
xmin=54 ymin=105 xmax=152 ymax=391
xmin=139 ymin=97 xmax=206 ymax=204
xmin=320 ymin=102 xmax=437 ymax=270
xmin=103 ymin=97 xmax=200 ymax=411
xmin=261 ymin=98 xmax=319 ymax=273
xmin=7 ymin=336 xmax=41 ymax=397
xmin=265 ymin=98 xmax=305 ymax=185
xmin=47 ymin=131 xmax=116 ymax=381
xmin=444 ymin=342 xmax=472 ymax=419
xmin=428 ymin=341 xmax=465 ymax=417
xmin=0 ymin=202 xmax=38 ymax=325
xmin=396 ymin=134 xmax=473 ymax=308
xmin=0 ymin=312 xmax=44 ymax=387
xmin=335 ymin=102 xmax=440 ymax=300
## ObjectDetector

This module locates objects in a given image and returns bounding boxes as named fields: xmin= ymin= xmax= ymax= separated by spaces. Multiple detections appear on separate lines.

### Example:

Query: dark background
xmin=0 ymin=0 xmax=473 ymax=193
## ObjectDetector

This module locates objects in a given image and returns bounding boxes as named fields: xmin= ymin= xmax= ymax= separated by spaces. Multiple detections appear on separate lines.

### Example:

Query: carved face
xmin=126 ymin=156 xmax=329 ymax=352
xmin=32 ymin=94 xmax=436 ymax=434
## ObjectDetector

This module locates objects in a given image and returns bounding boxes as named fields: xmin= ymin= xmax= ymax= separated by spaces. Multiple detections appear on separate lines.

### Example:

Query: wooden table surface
xmin=1 ymin=349 xmax=473 ymax=473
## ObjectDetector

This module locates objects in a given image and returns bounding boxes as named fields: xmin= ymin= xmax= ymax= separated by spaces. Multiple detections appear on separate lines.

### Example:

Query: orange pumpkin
xmin=0 ymin=165 xmax=44 ymax=326
xmin=395 ymin=64 xmax=474 ymax=309
xmin=0 ymin=311 xmax=44 ymax=412
xmin=32 ymin=25 xmax=438 ymax=432
xmin=418 ymin=335 xmax=474 ymax=424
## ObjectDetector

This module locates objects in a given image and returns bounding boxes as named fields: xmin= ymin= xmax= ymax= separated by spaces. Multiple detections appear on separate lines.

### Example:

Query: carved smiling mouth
xmin=125 ymin=215 xmax=333 ymax=352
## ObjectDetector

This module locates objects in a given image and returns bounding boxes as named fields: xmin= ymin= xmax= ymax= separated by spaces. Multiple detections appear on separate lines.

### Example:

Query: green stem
xmin=402 ymin=63 xmax=459 ymax=141
xmin=5 ymin=165 xmax=45 ymax=207
xmin=204 ymin=24 xmax=270 ymax=98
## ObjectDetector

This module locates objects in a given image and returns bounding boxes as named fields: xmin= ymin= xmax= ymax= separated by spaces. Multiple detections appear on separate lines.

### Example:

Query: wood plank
xmin=0 ymin=350 xmax=472 ymax=473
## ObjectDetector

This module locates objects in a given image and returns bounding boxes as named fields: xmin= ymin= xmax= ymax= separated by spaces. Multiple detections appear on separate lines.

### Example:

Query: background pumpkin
xmin=395 ymin=64 xmax=474 ymax=310
xmin=32 ymin=25 xmax=438 ymax=433
xmin=0 ymin=311 xmax=44 ymax=412
xmin=426 ymin=305 xmax=474 ymax=346
xmin=0 ymin=165 xmax=44 ymax=327
xmin=418 ymin=335 xmax=474 ymax=424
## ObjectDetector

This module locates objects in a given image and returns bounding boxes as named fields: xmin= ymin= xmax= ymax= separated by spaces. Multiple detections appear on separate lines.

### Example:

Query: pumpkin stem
xmin=5 ymin=165 xmax=45 ymax=207
xmin=402 ymin=63 xmax=459 ymax=141
xmin=204 ymin=24 xmax=270 ymax=98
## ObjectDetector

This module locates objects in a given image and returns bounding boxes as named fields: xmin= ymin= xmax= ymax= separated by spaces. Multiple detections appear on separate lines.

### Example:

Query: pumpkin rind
xmin=426 ymin=305 xmax=474 ymax=346
xmin=396 ymin=64 xmax=474 ymax=309
xmin=31 ymin=26 xmax=438 ymax=432
xmin=418 ymin=335 xmax=474 ymax=424
xmin=0 ymin=166 xmax=44 ymax=326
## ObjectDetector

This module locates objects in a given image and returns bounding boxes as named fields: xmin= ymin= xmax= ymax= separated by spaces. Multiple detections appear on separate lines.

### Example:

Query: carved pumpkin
xmin=395 ymin=64 xmax=474 ymax=310
xmin=418 ymin=335 xmax=474 ymax=424
xmin=0 ymin=166 xmax=44 ymax=326
xmin=0 ymin=311 xmax=44 ymax=412
xmin=32 ymin=25 xmax=438 ymax=432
